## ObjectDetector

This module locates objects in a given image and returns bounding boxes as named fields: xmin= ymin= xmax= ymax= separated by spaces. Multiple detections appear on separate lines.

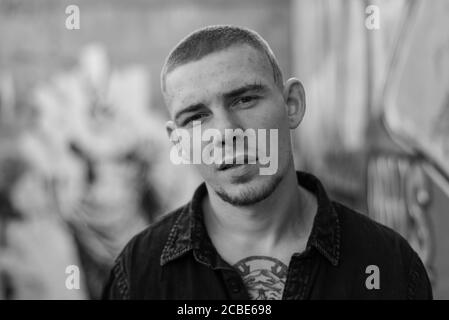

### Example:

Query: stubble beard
xmin=213 ymin=172 xmax=284 ymax=206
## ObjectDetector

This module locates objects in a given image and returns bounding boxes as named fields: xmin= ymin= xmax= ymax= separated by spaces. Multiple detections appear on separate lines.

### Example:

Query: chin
xmin=214 ymin=172 xmax=283 ymax=206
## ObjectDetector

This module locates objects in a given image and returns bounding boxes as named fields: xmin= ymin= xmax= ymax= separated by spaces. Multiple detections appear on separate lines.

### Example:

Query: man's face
xmin=164 ymin=44 xmax=295 ymax=205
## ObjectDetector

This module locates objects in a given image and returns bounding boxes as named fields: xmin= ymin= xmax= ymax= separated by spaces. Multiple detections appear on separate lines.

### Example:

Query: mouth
xmin=217 ymin=154 xmax=257 ymax=171
xmin=218 ymin=163 xmax=243 ymax=171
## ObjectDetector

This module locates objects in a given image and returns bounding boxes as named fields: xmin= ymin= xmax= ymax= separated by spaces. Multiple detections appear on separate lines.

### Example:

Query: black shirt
xmin=102 ymin=171 xmax=432 ymax=299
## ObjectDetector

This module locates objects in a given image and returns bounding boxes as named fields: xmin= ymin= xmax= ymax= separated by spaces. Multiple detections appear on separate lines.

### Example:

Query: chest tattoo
xmin=233 ymin=256 xmax=288 ymax=300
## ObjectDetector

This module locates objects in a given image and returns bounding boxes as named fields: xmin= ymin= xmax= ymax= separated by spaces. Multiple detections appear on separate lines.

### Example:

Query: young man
xmin=103 ymin=25 xmax=432 ymax=299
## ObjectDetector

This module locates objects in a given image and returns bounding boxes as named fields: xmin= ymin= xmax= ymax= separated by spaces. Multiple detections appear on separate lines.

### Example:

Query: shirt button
xmin=228 ymin=279 xmax=241 ymax=293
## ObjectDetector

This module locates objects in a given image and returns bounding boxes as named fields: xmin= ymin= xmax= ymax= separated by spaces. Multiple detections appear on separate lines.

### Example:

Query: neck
xmin=203 ymin=166 xmax=316 ymax=255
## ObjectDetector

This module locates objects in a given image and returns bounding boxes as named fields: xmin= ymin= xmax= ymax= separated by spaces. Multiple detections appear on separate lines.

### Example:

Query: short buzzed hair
xmin=161 ymin=25 xmax=284 ymax=93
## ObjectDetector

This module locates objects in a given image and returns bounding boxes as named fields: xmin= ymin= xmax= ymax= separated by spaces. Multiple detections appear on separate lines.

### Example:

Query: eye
xmin=181 ymin=113 xmax=209 ymax=126
xmin=233 ymin=96 xmax=259 ymax=107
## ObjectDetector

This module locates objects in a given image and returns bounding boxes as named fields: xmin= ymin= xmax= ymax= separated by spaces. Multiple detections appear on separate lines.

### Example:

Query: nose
xmin=209 ymin=108 xmax=241 ymax=148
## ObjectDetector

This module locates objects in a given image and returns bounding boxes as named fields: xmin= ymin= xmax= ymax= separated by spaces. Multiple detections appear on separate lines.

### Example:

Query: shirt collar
xmin=160 ymin=171 xmax=341 ymax=267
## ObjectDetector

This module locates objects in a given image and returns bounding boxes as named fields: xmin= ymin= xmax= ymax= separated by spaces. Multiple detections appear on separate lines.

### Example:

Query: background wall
xmin=0 ymin=0 xmax=448 ymax=299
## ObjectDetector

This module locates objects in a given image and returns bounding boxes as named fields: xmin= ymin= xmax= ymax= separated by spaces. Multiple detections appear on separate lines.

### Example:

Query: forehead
xmin=164 ymin=44 xmax=275 ymax=113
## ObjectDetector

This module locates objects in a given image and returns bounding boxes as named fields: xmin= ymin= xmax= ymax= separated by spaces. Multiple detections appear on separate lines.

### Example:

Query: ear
xmin=166 ymin=120 xmax=179 ymax=145
xmin=282 ymin=78 xmax=306 ymax=129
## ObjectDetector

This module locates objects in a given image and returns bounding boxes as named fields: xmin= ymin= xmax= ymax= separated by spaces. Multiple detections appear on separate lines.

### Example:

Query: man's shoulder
xmin=331 ymin=201 xmax=432 ymax=299
xmin=332 ymin=201 xmax=417 ymax=260
xmin=116 ymin=203 xmax=189 ymax=266
xmin=102 ymin=204 xmax=190 ymax=299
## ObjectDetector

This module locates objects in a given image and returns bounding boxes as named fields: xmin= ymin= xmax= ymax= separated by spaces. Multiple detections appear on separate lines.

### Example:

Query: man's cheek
xmin=195 ymin=162 xmax=215 ymax=178
xmin=258 ymin=108 xmax=286 ymax=131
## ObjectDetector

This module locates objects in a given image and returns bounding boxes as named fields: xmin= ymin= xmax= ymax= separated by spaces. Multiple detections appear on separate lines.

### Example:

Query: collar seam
xmin=160 ymin=246 xmax=193 ymax=266
xmin=311 ymin=207 xmax=341 ymax=266
xmin=160 ymin=205 xmax=192 ymax=266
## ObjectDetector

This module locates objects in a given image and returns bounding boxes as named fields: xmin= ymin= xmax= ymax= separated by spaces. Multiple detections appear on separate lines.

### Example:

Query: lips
xmin=217 ymin=154 xmax=257 ymax=171
xmin=218 ymin=162 xmax=243 ymax=171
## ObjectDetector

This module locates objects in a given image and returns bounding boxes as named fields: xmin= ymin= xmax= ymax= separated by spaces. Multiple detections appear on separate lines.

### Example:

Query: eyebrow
xmin=223 ymin=83 xmax=268 ymax=100
xmin=173 ymin=83 xmax=269 ymax=123
xmin=174 ymin=103 xmax=206 ymax=124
